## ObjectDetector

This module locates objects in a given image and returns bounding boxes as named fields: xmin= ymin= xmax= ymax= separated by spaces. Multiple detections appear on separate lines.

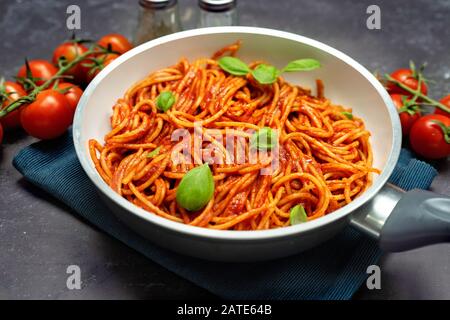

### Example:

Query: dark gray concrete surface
xmin=0 ymin=0 xmax=449 ymax=300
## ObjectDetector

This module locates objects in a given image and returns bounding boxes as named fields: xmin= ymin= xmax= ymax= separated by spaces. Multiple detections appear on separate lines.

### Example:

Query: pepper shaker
xmin=198 ymin=0 xmax=238 ymax=28
xmin=134 ymin=0 xmax=182 ymax=45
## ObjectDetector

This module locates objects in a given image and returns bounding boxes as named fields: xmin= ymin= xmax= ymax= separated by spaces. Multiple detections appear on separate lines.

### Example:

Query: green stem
xmin=37 ymin=50 xmax=92 ymax=91
xmin=0 ymin=44 xmax=110 ymax=118
xmin=386 ymin=74 xmax=450 ymax=114
xmin=431 ymin=120 xmax=450 ymax=144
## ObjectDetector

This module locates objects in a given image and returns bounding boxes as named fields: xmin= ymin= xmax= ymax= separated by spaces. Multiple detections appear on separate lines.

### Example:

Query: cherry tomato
xmin=97 ymin=34 xmax=132 ymax=54
xmin=52 ymin=42 xmax=88 ymax=85
xmin=434 ymin=94 xmax=450 ymax=118
xmin=55 ymin=82 xmax=83 ymax=118
xmin=17 ymin=60 xmax=58 ymax=87
xmin=409 ymin=114 xmax=450 ymax=159
xmin=390 ymin=93 xmax=421 ymax=136
xmin=0 ymin=81 xmax=28 ymax=129
xmin=0 ymin=123 xmax=3 ymax=144
xmin=85 ymin=53 xmax=118 ymax=83
xmin=20 ymin=89 xmax=73 ymax=140
xmin=387 ymin=69 xmax=428 ymax=97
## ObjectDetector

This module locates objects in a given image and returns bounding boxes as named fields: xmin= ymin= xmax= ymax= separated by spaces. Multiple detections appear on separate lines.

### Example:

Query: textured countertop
xmin=0 ymin=0 xmax=449 ymax=299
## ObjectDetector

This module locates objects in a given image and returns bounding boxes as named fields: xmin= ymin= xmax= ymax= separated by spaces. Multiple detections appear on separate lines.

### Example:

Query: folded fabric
xmin=12 ymin=132 xmax=437 ymax=300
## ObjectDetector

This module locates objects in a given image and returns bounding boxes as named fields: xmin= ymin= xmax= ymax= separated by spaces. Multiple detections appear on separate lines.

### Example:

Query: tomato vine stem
xmin=385 ymin=74 xmax=450 ymax=114
xmin=0 ymin=44 xmax=111 ymax=118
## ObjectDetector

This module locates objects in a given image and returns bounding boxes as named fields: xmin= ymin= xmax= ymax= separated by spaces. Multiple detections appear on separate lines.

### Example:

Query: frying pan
xmin=73 ymin=27 xmax=450 ymax=262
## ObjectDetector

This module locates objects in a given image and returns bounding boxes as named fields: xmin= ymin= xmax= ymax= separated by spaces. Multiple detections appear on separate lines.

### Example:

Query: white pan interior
xmin=73 ymin=27 xmax=401 ymax=240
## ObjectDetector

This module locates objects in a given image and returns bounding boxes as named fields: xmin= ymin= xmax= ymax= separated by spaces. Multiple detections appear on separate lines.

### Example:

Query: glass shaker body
xmin=134 ymin=0 xmax=182 ymax=46
xmin=198 ymin=0 xmax=238 ymax=28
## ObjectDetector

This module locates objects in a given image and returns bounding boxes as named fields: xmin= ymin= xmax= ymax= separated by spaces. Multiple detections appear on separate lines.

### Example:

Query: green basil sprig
xmin=156 ymin=91 xmax=175 ymax=112
xmin=218 ymin=56 xmax=250 ymax=76
xmin=290 ymin=205 xmax=308 ymax=225
xmin=176 ymin=163 xmax=215 ymax=211
xmin=251 ymin=64 xmax=279 ymax=85
xmin=281 ymin=59 xmax=321 ymax=72
xmin=147 ymin=146 xmax=161 ymax=158
xmin=342 ymin=111 xmax=353 ymax=120
xmin=217 ymin=57 xmax=321 ymax=85
xmin=250 ymin=127 xmax=278 ymax=151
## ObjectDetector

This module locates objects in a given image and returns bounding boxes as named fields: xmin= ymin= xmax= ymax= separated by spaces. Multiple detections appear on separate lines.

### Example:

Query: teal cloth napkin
xmin=12 ymin=132 xmax=437 ymax=300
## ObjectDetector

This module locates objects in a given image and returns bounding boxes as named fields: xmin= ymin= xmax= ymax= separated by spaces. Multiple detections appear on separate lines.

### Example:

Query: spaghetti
xmin=89 ymin=42 xmax=379 ymax=230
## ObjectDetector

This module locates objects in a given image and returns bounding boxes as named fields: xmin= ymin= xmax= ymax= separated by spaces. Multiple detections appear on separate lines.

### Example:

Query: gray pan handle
xmin=379 ymin=189 xmax=450 ymax=252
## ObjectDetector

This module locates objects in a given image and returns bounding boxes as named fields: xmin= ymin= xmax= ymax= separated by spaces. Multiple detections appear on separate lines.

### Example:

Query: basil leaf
xmin=290 ymin=205 xmax=308 ymax=225
xmin=251 ymin=64 xmax=279 ymax=85
xmin=342 ymin=111 xmax=353 ymax=120
xmin=176 ymin=164 xmax=215 ymax=211
xmin=147 ymin=146 xmax=161 ymax=158
xmin=156 ymin=91 xmax=175 ymax=112
xmin=250 ymin=127 xmax=278 ymax=150
xmin=282 ymin=59 xmax=321 ymax=72
xmin=218 ymin=56 xmax=250 ymax=76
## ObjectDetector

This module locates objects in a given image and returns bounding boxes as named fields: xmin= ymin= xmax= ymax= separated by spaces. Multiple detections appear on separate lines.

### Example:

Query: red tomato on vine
xmin=409 ymin=114 xmax=450 ymax=159
xmin=0 ymin=81 xmax=28 ymax=129
xmin=20 ymin=89 xmax=73 ymax=139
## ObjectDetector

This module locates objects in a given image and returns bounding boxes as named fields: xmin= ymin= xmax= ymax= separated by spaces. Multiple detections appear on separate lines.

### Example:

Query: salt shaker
xmin=134 ymin=0 xmax=182 ymax=45
xmin=198 ymin=0 xmax=238 ymax=28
